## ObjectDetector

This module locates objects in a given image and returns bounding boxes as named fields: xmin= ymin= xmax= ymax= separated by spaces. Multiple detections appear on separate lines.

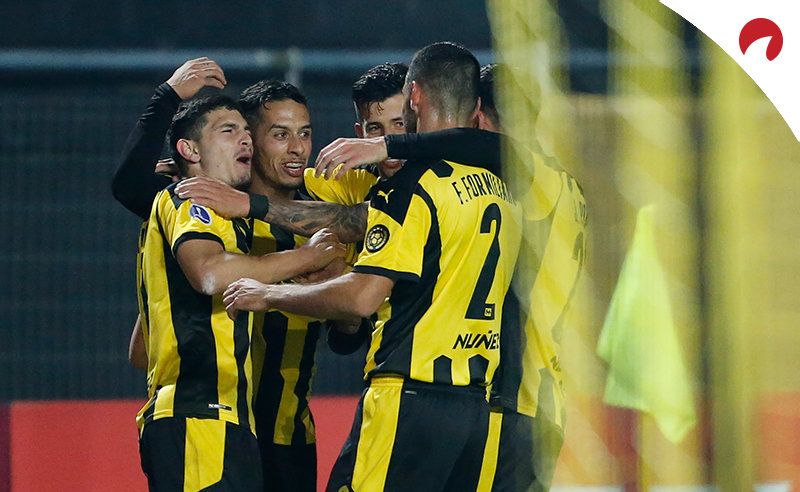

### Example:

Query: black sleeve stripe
xmin=352 ymin=265 xmax=420 ymax=283
xmin=369 ymin=161 xmax=431 ymax=224
xmin=166 ymin=182 xmax=187 ymax=210
xmin=430 ymin=161 xmax=454 ymax=178
xmin=172 ymin=232 xmax=225 ymax=257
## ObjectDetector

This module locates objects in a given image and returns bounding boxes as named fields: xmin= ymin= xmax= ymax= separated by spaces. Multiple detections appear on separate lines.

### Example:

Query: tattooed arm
xmin=174 ymin=177 xmax=368 ymax=243
xmin=264 ymin=198 xmax=368 ymax=243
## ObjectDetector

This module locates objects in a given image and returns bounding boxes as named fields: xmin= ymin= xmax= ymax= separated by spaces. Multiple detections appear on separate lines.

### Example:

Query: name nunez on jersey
xmin=450 ymin=171 xmax=514 ymax=205
xmin=452 ymin=330 xmax=500 ymax=350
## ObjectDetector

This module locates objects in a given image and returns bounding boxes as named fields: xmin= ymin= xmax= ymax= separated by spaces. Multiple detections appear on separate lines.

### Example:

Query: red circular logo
xmin=739 ymin=18 xmax=783 ymax=61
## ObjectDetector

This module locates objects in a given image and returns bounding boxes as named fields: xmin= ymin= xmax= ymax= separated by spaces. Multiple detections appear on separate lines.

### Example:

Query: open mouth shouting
xmin=281 ymin=160 xmax=306 ymax=178
xmin=236 ymin=151 xmax=252 ymax=167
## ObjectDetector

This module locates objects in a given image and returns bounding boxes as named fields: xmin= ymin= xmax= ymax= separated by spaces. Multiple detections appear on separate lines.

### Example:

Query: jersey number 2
xmin=466 ymin=203 xmax=502 ymax=320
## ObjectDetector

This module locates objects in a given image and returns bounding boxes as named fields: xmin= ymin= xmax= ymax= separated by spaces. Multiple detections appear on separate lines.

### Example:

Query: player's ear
xmin=354 ymin=122 xmax=365 ymax=138
xmin=477 ymin=110 xmax=489 ymax=130
xmin=409 ymin=81 xmax=421 ymax=112
xmin=472 ymin=97 xmax=483 ymax=129
xmin=176 ymin=139 xmax=200 ymax=164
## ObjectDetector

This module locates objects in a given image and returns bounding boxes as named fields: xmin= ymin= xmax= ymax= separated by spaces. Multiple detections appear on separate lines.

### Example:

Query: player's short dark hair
xmin=351 ymin=63 xmax=408 ymax=118
xmin=238 ymin=80 xmax=308 ymax=129
xmin=479 ymin=64 xmax=500 ymax=128
xmin=168 ymin=94 xmax=242 ymax=175
xmin=406 ymin=42 xmax=480 ymax=122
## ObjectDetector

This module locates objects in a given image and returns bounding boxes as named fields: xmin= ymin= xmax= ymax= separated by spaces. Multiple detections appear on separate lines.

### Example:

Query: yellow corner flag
xmin=597 ymin=205 xmax=696 ymax=443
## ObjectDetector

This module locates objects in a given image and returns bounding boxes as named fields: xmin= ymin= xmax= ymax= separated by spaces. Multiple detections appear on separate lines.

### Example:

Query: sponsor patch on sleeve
xmin=365 ymin=224 xmax=390 ymax=252
xmin=189 ymin=204 xmax=212 ymax=225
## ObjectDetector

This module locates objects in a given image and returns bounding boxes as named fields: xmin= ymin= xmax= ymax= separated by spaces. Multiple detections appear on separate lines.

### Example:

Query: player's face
xmin=356 ymin=93 xmax=406 ymax=179
xmin=195 ymin=108 xmax=253 ymax=190
xmin=401 ymin=82 xmax=418 ymax=135
xmin=251 ymin=99 xmax=312 ymax=192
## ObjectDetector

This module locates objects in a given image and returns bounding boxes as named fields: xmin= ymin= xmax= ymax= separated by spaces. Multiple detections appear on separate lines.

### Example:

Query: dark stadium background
xmin=6 ymin=1 xmax=797 ymax=490
xmin=0 ymin=0 xmax=613 ymax=402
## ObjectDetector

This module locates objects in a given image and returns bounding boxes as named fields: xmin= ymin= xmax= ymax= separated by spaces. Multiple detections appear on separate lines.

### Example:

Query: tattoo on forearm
xmin=265 ymin=200 xmax=368 ymax=243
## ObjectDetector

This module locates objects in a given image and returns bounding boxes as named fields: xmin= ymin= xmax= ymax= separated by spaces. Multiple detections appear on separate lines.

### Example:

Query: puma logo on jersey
xmin=377 ymin=189 xmax=394 ymax=202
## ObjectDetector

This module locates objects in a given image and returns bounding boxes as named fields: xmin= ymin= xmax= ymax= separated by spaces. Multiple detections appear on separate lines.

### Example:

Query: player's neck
xmin=417 ymin=111 xmax=469 ymax=133
xmin=248 ymin=176 xmax=295 ymax=201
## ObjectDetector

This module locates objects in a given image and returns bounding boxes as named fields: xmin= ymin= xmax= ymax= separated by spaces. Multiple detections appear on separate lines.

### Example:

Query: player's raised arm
xmin=166 ymin=57 xmax=227 ymax=99
xmin=385 ymin=128 xmax=502 ymax=168
xmin=175 ymin=176 xmax=369 ymax=243
xmin=314 ymin=136 xmax=389 ymax=179
xmin=313 ymin=129 xmax=502 ymax=181
xmin=112 ymin=57 xmax=227 ymax=219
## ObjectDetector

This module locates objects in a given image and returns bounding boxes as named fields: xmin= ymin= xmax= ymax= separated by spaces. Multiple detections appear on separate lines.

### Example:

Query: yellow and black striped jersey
xmin=135 ymin=219 xmax=149 ymax=360
xmin=136 ymin=183 xmax=256 ymax=434
xmin=303 ymin=167 xmax=376 ymax=264
xmin=492 ymin=150 xmax=587 ymax=427
xmin=303 ymin=167 xmax=377 ymax=206
xmin=352 ymin=159 xmax=522 ymax=387
xmin=249 ymin=219 xmax=322 ymax=446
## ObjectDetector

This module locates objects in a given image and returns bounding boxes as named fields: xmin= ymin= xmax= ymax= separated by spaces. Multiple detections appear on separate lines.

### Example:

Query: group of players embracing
xmin=114 ymin=41 xmax=586 ymax=492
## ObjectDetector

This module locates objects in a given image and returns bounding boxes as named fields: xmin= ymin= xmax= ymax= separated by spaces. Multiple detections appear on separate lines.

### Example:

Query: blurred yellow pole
xmin=486 ymin=0 xmax=575 ymax=165
xmin=703 ymin=35 xmax=761 ymax=492
xmin=602 ymin=0 xmax=703 ymax=487
xmin=488 ymin=1 xmax=610 ymax=487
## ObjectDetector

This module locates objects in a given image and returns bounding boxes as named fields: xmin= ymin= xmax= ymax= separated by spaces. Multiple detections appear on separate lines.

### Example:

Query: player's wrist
xmin=247 ymin=193 xmax=270 ymax=220
xmin=155 ymin=83 xmax=182 ymax=106
xmin=373 ymin=136 xmax=389 ymax=160
xmin=383 ymin=135 xmax=393 ymax=157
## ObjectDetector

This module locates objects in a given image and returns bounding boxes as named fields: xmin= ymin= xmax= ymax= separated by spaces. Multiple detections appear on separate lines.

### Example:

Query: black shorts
xmin=259 ymin=441 xmax=316 ymax=492
xmin=139 ymin=417 xmax=263 ymax=492
xmin=481 ymin=408 xmax=564 ymax=491
xmin=326 ymin=376 xmax=490 ymax=492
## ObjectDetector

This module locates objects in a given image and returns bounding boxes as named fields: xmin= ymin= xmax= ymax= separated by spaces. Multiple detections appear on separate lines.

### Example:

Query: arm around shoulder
xmin=175 ymin=229 xmax=346 ymax=296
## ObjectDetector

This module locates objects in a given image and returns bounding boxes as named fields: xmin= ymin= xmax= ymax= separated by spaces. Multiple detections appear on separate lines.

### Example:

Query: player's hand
xmin=175 ymin=177 xmax=249 ymax=218
xmin=155 ymin=158 xmax=180 ymax=183
xmin=167 ymin=57 xmax=227 ymax=100
xmin=330 ymin=318 xmax=362 ymax=335
xmin=223 ymin=278 xmax=272 ymax=320
xmin=314 ymin=137 xmax=388 ymax=180
xmin=294 ymin=257 xmax=348 ymax=284
xmin=302 ymin=228 xmax=348 ymax=271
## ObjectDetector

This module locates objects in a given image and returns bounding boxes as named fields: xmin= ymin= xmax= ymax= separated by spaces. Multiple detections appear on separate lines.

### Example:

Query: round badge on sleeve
xmin=189 ymin=204 xmax=212 ymax=225
xmin=365 ymin=224 xmax=390 ymax=252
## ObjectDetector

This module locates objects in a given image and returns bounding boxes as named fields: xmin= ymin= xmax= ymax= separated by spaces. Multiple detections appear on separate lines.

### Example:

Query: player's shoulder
xmin=302 ymin=166 xmax=378 ymax=183
xmin=368 ymin=159 xmax=436 ymax=224
xmin=156 ymin=182 xmax=183 ymax=209
xmin=156 ymin=182 xmax=228 ymax=227
xmin=153 ymin=182 xmax=184 ymax=223
xmin=310 ymin=166 xmax=378 ymax=182
xmin=303 ymin=166 xmax=377 ymax=201
xmin=534 ymin=152 xmax=583 ymax=197
xmin=346 ymin=167 xmax=380 ymax=190
xmin=435 ymin=159 xmax=509 ymax=193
